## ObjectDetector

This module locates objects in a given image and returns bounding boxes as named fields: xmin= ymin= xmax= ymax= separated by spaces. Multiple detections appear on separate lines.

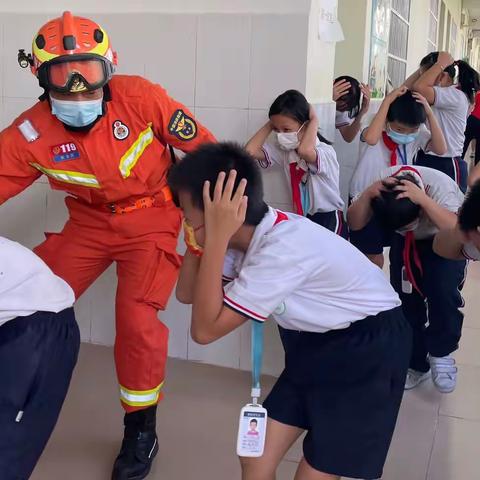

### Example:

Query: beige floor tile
xmin=439 ymin=364 xmax=480 ymax=421
xmin=461 ymin=262 xmax=480 ymax=330
xmin=455 ymin=327 xmax=480 ymax=367
xmin=427 ymin=416 xmax=480 ymax=480
xmin=29 ymin=341 xmax=479 ymax=480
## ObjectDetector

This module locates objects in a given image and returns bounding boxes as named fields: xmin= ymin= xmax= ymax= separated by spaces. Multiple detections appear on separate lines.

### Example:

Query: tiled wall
xmin=0 ymin=12 xmax=336 ymax=376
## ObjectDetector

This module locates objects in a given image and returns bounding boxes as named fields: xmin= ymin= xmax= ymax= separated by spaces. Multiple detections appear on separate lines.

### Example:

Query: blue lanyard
xmin=251 ymin=320 xmax=264 ymax=404
xmin=397 ymin=145 xmax=408 ymax=165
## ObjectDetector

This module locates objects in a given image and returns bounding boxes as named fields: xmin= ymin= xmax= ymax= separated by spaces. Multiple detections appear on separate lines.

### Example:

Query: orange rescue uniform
xmin=0 ymin=75 xmax=215 ymax=412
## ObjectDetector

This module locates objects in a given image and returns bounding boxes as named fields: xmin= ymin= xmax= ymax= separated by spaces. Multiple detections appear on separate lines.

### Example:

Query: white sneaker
xmin=405 ymin=369 xmax=430 ymax=390
xmin=429 ymin=356 xmax=458 ymax=393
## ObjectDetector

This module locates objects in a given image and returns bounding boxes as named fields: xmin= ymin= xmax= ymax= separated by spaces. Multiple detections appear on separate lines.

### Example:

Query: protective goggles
xmin=38 ymin=55 xmax=115 ymax=93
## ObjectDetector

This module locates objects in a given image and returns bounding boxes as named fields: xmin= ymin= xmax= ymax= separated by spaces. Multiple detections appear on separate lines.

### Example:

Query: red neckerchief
xmin=289 ymin=162 xmax=304 ymax=215
xmin=403 ymin=230 xmax=424 ymax=296
xmin=382 ymin=131 xmax=399 ymax=166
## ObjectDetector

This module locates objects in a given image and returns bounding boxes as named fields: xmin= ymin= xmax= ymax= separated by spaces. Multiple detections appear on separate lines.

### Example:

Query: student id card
xmin=236 ymin=404 xmax=267 ymax=457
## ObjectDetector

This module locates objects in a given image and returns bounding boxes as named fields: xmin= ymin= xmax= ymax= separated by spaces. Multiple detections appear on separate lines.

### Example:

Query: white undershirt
xmin=0 ymin=237 xmax=75 ymax=327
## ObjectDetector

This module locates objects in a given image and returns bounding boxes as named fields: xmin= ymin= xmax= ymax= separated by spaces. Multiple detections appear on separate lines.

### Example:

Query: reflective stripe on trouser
xmin=33 ymin=198 xmax=181 ymax=412
xmin=119 ymin=382 xmax=164 ymax=408
xmin=119 ymin=124 xmax=154 ymax=178
xmin=30 ymin=163 xmax=101 ymax=188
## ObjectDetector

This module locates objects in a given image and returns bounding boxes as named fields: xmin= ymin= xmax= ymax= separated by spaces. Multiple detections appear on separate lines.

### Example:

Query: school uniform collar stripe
xmin=224 ymin=295 xmax=267 ymax=321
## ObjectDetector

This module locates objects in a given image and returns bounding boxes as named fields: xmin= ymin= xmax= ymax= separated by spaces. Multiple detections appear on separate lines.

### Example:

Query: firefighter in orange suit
xmin=0 ymin=12 xmax=215 ymax=479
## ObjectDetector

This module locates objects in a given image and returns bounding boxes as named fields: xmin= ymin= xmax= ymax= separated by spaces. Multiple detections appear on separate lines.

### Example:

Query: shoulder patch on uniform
xmin=17 ymin=120 xmax=39 ymax=143
xmin=112 ymin=120 xmax=130 ymax=141
xmin=168 ymin=109 xmax=197 ymax=141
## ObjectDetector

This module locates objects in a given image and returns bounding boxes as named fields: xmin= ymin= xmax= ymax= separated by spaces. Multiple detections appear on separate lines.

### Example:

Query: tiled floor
xmin=31 ymin=262 xmax=480 ymax=480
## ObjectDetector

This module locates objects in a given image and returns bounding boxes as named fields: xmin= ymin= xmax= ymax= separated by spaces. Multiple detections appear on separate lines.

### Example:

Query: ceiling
xmin=463 ymin=0 xmax=480 ymax=25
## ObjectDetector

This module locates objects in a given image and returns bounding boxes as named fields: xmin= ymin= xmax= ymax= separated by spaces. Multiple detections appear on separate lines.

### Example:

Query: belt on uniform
xmin=107 ymin=186 xmax=173 ymax=214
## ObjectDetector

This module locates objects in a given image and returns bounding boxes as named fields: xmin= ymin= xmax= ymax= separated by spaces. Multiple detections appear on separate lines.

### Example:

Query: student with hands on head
xmin=246 ymin=90 xmax=347 ymax=237
xmin=169 ymin=142 xmax=411 ymax=480
xmin=348 ymin=165 xmax=466 ymax=394
xmin=407 ymin=51 xmax=480 ymax=192
xmin=348 ymin=86 xmax=446 ymax=267
xmin=333 ymin=76 xmax=372 ymax=143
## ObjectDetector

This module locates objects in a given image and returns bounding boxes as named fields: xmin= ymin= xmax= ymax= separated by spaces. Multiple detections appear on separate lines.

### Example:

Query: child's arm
xmin=413 ymin=51 xmax=455 ymax=105
xmin=347 ymin=180 xmax=387 ymax=230
xmin=403 ymin=68 xmax=422 ymax=89
xmin=246 ymin=122 xmax=273 ymax=161
xmin=297 ymin=106 xmax=319 ymax=164
xmin=433 ymin=226 xmax=467 ymax=260
xmin=412 ymin=92 xmax=447 ymax=155
xmin=362 ymin=86 xmax=408 ymax=146
xmin=338 ymin=84 xmax=371 ymax=143
xmin=176 ymin=251 xmax=201 ymax=304
xmin=395 ymin=180 xmax=458 ymax=230
xmin=190 ymin=171 xmax=249 ymax=344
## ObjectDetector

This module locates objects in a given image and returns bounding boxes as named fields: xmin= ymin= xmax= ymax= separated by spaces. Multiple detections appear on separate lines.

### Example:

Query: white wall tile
xmin=249 ymin=14 xmax=308 ymax=109
xmin=188 ymin=330 xmax=241 ymax=369
xmin=0 ymin=182 xmax=47 ymax=249
xmin=74 ymin=293 xmax=93 ymax=343
xmin=194 ymin=107 xmax=248 ymax=143
xmin=45 ymin=190 xmax=69 ymax=232
xmin=161 ymin=297 xmax=190 ymax=360
xmin=89 ymin=265 xmax=117 ymax=345
xmin=1 ymin=97 xmax=37 ymax=130
xmin=2 ymin=14 xmax=51 ymax=99
xmin=247 ymin=109 xmax=269 ymax=138
xmin=144 ymin=15 xmax=197 ymax=106
xmin=196 ymin=14 xmax=251 ymax=108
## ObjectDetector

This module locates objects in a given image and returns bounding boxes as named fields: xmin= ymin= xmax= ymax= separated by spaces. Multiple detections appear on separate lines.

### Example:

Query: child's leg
xmin=0 ymin=308 xmax=80 ymax=479
xmin=294 ymin=458 xmax=340 ymax=480
xmin=389 ymin=235 xmax=430 ymax=372
xmin=422 ymin=245 xmax=467 ymax=359
xmin=240 ymin=418 xmax=303 ymax=480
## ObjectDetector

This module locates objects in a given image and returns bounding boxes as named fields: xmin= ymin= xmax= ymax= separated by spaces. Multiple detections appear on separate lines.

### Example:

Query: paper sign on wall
xmin=318 ymin=0 xmax=344 ymax=43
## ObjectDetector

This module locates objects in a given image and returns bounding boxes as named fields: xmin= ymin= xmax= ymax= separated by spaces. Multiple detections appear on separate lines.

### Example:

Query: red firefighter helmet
xmin=28 ymin=11 xmax=118 ymax=93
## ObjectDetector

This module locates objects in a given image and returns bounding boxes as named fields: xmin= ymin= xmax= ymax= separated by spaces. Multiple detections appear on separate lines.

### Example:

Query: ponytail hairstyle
xmin=269 ymin=89 xmax=332 ymax=145
xmin=420 ymin=52 xmax=480 ymax=104
xmin=334 ymin=75 xmax=362 ymax=119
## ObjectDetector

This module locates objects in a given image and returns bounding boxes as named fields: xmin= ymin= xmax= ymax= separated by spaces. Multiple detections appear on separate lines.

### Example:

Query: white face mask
xmin=276 ymin=124 xmax=305 ymax=151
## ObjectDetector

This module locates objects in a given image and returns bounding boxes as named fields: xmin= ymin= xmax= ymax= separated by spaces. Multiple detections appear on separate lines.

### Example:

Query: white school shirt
xmin=0 ymin=237 xmax=75 ymax=327
xmin=335 ymin=110 xmax=353 ymax=129
xmin=461 ymin=242 xmax=480 ymax=261
xmin=428 ymin=86 xmax=469 ymax=158
xmin=222 ymin=207 xmax=400 ymax=332
xmin=375 ymin=166 xmax=464 ymax=240
xmin=261 ymin=139 xmax=344 ymax=214
xmin=349 ymin=127 xmax=431 ymax=199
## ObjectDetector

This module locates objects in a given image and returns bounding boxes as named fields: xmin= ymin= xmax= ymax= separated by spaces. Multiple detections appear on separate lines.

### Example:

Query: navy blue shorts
xmin=307 ymin=210 xmax=349 ymax=240
xmin=264 ymin=307 xmax=411 ymax=479
xmin=415 ymin=150 xmax=468 ymax=194
xmin=0 ymin=309 xmax=80 ymax=480
xmin=349 ymin=215 xmax=393 ymax=255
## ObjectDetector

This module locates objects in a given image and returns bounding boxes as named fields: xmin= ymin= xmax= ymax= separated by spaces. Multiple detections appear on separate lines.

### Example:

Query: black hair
xmin=269 ymin=89 xmax=332 ymax=145
xmin=167 ymin=142 xmax=269 ymax=226
xmin=458 ymin=180 xmax=480 ymax=232
xmin=420 ymin=52 xmax=480 ymax=104
xmin=371 ymin=174 xmax=421 ymax=230
xmin=334 ymin=75 xmax=362 ymax=118
xmin=386 ymin=90 xmax=426 ymax=127
xmin=250 ymin=419 xmax=258 ymax=424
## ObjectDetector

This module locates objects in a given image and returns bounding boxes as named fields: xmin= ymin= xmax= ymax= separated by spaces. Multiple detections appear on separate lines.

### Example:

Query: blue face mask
xmin=50 ymin=96 xmax=103 ymax=127
xmin=386 ymin=126 xmax=419 ymax=145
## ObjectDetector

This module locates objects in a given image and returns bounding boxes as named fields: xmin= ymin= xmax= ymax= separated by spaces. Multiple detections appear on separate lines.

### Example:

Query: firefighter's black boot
xmin=111 ymin=405 xmax=158 ymax=480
